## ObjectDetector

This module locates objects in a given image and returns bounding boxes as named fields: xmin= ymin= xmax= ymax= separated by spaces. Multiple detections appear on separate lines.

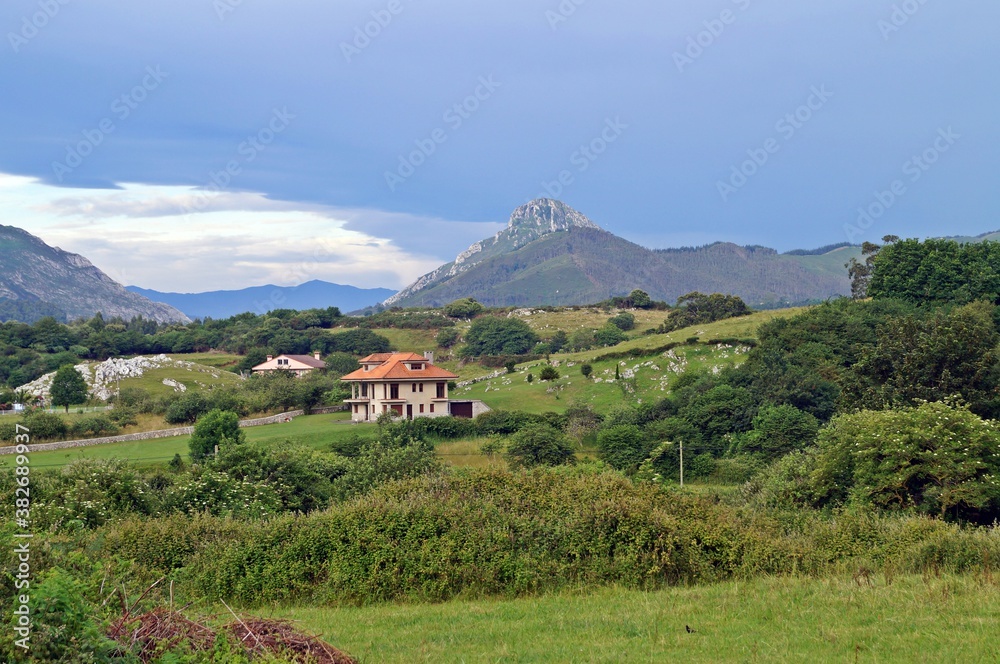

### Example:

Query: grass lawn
xmin=168 ymin=352 xmax=242 ymax=370
xmin=2 ymin=413 xmax=374 ymax=470
xmin=274 ymin=574 xmax=1000 ymax=663
xmin=455 ymin=342 xmax=749 ymax=415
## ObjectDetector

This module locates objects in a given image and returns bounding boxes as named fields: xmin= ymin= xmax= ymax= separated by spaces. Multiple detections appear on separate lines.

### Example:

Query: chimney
xmin=266 ymin=355 xmax=273 ymax=361
xmin=314 ymin=351 xmax=321 ymax=360
xmin=423 ymin=351 xmax=434 ymax=364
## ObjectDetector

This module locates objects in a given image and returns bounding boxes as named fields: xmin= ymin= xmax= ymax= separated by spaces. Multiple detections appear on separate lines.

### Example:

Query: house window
xmin=412 ymin=383 xmax=417 ymax=393
xmin=353 ymin=405 xmax=358 ymax=414
xmin=430 ymin=404 xmax=434 ymax=413
xmin=361 ymin=383 xmax=368 ymax=397
xmin=419 ymin=383 xmax=424 ymax=393
xmin=419 ymin=404 xmax=424 ymax=413
xmin=436 ymin=382 xmax=446 ymax=399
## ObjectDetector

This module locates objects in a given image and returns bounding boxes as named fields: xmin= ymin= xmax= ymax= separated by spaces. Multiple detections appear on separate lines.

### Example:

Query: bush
xmin=164 ymin=392 xmax=211 ymax=424
xmin=189 ymin=409 xmax=245 ymax=462
xmin=70 ymin=414 xmax=120 ymax=438
xmin=20 ymin=411 xmax=68 ymax=440
xmin=504 ymin=423 xmax=575 ymax=468
xmin=594 ymin=323 xmax=627 ymax=347
xmin=736 ymin=404 xmax=820 ymax=461
xmin=1 ymin=569 xmax=116 ymax=662
xmin=435 ymin=327 xmax=461 ymax=349
xmin=609 ymin=312 xmax=636 ymax=331
xmin=539 ymin=366 xmax=559 ymax=381
xmin=580 ymin=363 xmax=593 ymax=378
xmin=811 ymin=401 xmax=1000 ymax=522
xmin=460 ymin=317 xmax=538 ymax=357
xmin=444 ymin=298 xmax=485 ymax=319
xmin=474 ymin=410 xmax=544 ymax=435
xmin=598 ymin=425 xmax=650 ymax=471
xmin=107 ymin=406 xmax=138 ymax=427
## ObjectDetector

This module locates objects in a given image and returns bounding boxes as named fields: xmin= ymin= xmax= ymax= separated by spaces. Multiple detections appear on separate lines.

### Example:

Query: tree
xmin=435 ymin=327 xmax=461 ymax=349
xmin=594 ymin=323 xmax=627 ymax=347
xmin=539 ymin=366 xmax=560 ymax=381
xmin=580 ymin=363 xmax=593 ymax=378
xmin=50 ymin=364 xmax=88 ymax=412
xmin=736 ymin=404 xmax=819 ymax=461
xmin=661 ymin=293 xmax=752 ymax=332
xmin=189 ymin=408 xmax=245 ymax=462
xmin=460 ymin=317 xmax=538 ymax=357
xmin=504 ymin=423 xmax=575 ymax=468
xmin=444 ymin=298 xmax=485 ymax=319
xmin=608 ymin=312 xmax=636 ymax=331
xmin=846 ymin=239 xmax=886 ymax=300
xmin=629 ymin=289 xmax=652 ymax=309
xmin=549 ymin=330 xmax=569 ymax=353
xmin=841 ymin=301 xmax=1000 ymax=418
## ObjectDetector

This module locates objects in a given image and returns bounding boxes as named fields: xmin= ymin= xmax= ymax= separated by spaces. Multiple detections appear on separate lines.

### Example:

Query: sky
xmin=0 ymin=0 xmax=997 ymax=293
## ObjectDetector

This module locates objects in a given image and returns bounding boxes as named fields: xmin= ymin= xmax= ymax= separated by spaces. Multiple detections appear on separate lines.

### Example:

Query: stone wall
xmin=0 ymin=410 xmax=304 ymax=455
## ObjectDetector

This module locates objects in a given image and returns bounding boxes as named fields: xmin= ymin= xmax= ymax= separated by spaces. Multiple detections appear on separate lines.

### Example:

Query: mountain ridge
xmin=0 ymin=225 xmax=190 ymax=324
xmin=127 ymin=280 xmax=396 ymax=320
xmin=383 ymin=200 xmax=863 ymax=309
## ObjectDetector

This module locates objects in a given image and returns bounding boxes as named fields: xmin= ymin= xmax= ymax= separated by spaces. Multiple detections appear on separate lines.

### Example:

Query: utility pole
xmin=679 ymin=441 xmax=684 ymax=488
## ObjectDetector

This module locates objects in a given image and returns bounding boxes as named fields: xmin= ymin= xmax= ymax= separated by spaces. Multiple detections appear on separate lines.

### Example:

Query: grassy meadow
xmin=276 ymin=574 xmax=1000 ymax=663
xmin=1 ymin=412 xmax=369 ymax=469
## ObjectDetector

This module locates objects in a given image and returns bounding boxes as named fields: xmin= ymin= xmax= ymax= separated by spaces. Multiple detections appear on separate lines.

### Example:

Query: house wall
xmin=348 ymin=380 xmax=450 ymax=422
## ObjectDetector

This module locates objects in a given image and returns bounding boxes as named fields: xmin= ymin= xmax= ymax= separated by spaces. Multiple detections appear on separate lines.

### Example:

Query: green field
xmin=455 ymin=309 xmax=806 ymax=415
xmin=2 ymin=413 xmax=371 ymax=469
xmin=117 ymin=360 xmax=244 ymax=398
xmin=274 ymin=574 xmax=1000 ymax=663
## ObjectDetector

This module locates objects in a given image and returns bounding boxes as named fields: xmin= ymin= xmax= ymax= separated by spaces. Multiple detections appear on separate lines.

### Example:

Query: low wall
xmin=0 ymin=410 xmax=304 ymax=455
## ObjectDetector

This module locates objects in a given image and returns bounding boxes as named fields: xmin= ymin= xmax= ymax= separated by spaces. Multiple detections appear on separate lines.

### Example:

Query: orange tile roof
xmin=342 ymin=352 xmax=458 ymax=381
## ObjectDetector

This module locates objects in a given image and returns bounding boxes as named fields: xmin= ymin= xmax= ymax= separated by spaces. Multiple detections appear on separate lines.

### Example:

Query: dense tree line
xmin=0 ymin=306 xmax=399 ymax=388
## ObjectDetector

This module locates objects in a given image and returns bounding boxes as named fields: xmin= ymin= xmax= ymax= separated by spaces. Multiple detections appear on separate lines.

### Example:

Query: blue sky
xmin=0 ymin=0 xmax=997 ymax=292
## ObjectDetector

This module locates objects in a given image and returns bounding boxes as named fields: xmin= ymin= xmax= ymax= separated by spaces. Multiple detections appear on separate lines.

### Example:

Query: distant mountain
xmin=127 ymin=280 xmax=397 ymax=320
xmin=385 ymin=199 xmax=862 ymax=309
xmin=0 ymin=225 xmax=190 ymax=324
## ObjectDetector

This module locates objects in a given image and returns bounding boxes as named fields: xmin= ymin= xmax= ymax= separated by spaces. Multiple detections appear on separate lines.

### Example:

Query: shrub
xmin=474 ymin=410 xmax=542 ymax=435
xmin=20 ymin=411 xmax=68 ymax=440
xmin=539 ymin=366 xmax=559 ymax=381
xmin=736 ymin=404 xmax=820 ymax=461
xmin=164 ymin=392 xmax=211 ymax=424
xmin=444 ymin=297 xmax=485 ymax=319
xmin=505 ymin=423 xmax=575 ymax=468
xmin=609 ymin=312 xmax=636 ymax=331
xmin=811 ymin=401 xmax=1000 ymax=522
xmin=460 ymin=317 xmax=538 ymax=357
xmin=189 ymin=409 xmax=245 ymax=462
xmin=526 ymin=373 xmax=534 ymax=383
xmin=70 ymin=414 xmax=120 ymax=438
xmin=1 ymin=569 xmax=116 ymax=662
xmin=580 ymin=363 xmax=593 ymax=378
xmin=598 ymin=425 xmax=650 ymax=471
xmin=435 ymin=327 xmax=461 ymax=349
xmin=594 ymin=323 xmax=627 ymax=347
xmin=107 ymin=405 xmax=138 ymax=427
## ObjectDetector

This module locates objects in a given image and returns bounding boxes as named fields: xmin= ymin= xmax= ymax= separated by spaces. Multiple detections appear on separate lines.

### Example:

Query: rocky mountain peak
xmin=507 ymin=199 xmax=600 ymax=233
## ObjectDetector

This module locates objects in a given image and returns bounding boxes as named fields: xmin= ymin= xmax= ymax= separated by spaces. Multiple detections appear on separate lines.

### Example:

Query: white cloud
xmin=0 ymin=175 xmax=503 ymax=292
